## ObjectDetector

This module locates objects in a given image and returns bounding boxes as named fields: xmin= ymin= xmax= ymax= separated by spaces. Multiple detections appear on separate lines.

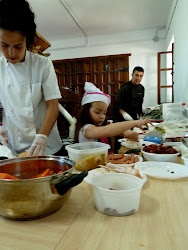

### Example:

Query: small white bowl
xmin=141 ymin=150 xmax=179 ymax=162
xmin=91 ymin=173 xmax=143 ymax=216
xmin=182 ymin=154 xmax=188 ymax=167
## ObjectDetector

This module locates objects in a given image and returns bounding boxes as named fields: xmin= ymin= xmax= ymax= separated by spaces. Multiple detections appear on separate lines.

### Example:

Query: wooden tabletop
xmin=0 ymin=157 xmax=188 ymax=250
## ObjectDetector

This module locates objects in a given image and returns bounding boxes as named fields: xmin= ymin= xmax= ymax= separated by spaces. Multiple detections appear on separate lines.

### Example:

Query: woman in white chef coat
xmin=0 ymin=0 xmax=63 ymax=156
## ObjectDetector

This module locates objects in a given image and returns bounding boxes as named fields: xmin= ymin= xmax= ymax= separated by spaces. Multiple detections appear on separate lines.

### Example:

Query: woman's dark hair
xmin=74 ymin=103 xmax=109 ymax=143
xmin=0 ymin=0 xmax=36 ymax=48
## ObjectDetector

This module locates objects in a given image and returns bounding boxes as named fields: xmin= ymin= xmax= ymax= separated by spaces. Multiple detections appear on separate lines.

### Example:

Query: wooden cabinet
xmin=55 ymin=69 xmax=81 ymax=138
xmin=53 ymin=54 xmax=131 ymax=120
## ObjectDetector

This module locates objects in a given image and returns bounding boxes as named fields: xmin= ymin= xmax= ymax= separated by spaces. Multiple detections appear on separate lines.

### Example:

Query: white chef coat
xmin=0 ymin=50 xmax=63 ymax=155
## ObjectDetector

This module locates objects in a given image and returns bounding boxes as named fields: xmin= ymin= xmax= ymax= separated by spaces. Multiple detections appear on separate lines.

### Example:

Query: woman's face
xmin=0 ymin=29 xmax=26 ymax=64
xmin=90 ymin=101 xmax=108 ymax=126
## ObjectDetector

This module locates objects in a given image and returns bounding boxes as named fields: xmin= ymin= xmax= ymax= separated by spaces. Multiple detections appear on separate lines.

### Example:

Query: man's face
xmin=131 ymin=70 xmax=144 ymax=85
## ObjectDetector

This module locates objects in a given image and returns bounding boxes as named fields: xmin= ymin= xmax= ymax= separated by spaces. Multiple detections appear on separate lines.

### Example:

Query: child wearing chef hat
xmin=74 ymin=82 xmax=151 ymax=145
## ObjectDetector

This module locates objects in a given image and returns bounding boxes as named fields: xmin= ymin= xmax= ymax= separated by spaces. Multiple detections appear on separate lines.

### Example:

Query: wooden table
xmin=0 ymin=157 xmax=188 ymax=250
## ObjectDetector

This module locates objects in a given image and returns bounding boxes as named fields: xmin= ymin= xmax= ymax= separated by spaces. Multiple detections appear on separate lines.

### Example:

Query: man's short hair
xmin=133 ymin=66 xmax=144 ymax=74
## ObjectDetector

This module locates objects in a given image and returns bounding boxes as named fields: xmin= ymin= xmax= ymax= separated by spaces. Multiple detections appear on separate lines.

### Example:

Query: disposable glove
xmin=122 ymin=112 xmax=133 ymax=121
xmin=0 ymin=127 xmax=8 ymax=146
xmin=27 ymin=134 xmax=48 ymax=157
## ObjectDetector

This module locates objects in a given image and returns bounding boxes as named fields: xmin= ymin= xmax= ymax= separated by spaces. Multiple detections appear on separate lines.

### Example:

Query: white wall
xmin=49 ymin=29 xmax=166 ymax=107
xmin=166 ymin=0 xmax=188 ymax=104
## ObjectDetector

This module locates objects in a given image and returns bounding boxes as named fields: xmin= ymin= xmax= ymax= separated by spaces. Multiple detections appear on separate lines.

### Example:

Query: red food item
xmin=143 ymin=144 xmax=178 ymax=154
xmin=0 ymin=165 xmax=69 ymax=180
xmin=0 ymin=173 xmax=19 ymax=179
xmin=107 ymin=153 xmax=139 ymax=164
xmin=31 ymin=168 xmax=51 ymax=178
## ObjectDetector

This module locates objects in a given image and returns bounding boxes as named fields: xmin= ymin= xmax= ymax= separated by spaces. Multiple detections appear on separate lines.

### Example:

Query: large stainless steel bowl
xmin=0 ymin=156 xmax=86 ymax=220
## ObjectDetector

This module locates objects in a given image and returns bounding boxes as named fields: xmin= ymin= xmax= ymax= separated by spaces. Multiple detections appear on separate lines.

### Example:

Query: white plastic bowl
xmin=91 ymin=173 xmax=143 ymax=216
xmin=182 ymin=154 xmax=188 ymax=167
xmin=141 ymin=149 xmax=179 ymax=162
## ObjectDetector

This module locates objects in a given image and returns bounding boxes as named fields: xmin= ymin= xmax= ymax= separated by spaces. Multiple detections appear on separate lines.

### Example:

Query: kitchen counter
xmin=1 ymin=157 xmax=188 ymax=250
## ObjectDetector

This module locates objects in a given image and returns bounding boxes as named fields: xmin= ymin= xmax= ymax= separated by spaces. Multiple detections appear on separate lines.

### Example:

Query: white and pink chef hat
xmin=81 ymin=82 xmax=111 ymax=106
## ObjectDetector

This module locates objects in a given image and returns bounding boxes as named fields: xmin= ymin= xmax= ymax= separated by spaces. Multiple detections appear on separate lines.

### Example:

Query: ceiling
xmin=28 ymin=0 xmax=174 ymax=48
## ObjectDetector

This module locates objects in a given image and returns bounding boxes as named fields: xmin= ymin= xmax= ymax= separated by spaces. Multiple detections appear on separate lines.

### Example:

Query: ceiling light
xmin=152 ymin=27 xmax=165 ymax=42
xmin=153 ymin=35 xmax=159 ymax=42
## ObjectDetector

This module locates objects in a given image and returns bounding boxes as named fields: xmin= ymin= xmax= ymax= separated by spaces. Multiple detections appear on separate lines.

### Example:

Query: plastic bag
xmin=156 ymin=112 xmax=188 ymax=138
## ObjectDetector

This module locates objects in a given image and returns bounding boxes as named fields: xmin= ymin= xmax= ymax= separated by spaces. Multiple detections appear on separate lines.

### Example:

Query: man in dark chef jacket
xmin=114 ymin=66 xmax=145 ymax=153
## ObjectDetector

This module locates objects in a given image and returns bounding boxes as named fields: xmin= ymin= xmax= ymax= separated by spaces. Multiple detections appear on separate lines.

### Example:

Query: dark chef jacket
xmin=115 ymin=81 xmax=145 ymax=121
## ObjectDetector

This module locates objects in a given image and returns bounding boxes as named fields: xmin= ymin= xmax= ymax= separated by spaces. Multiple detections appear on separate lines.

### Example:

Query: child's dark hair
xmin=74 ymin=103 xmax=108 ymax=142
xmin=0 ymin=0 xmax=36 ymax=48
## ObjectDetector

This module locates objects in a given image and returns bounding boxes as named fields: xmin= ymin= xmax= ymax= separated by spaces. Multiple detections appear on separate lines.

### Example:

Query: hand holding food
xmin=126 ymin=131 xmax=139 ymax=142
xmin=135 ymin=117 xmax=152 ymax=131
xmin=0 ymin=127 xmax=8 ymax=146
xmin=27 ymin=134 xmax=48 ymax=156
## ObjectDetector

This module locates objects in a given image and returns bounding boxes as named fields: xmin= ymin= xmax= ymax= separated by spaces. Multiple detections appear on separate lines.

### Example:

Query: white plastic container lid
xmin=65 ymin=141 xmax=110 ymax=153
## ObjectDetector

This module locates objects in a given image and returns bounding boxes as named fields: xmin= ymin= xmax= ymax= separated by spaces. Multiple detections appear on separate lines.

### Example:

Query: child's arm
xmin=123 ymin=130 xmax=139 ymax=142
xmin=85 ymin=117 xmax=151 ymax=139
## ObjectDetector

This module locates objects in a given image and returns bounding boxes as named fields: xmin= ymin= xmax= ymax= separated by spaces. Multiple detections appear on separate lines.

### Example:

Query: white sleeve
xmin=78 ymin=124 xmax=98 ymax=142
xmin=42 ymin=58 xmax=62 ymax=101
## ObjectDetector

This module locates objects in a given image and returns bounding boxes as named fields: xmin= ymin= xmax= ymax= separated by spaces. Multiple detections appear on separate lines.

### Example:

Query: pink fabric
xmin=83 ymin=92 xmax=110 ymax=98
xmin=100 ymin=137 xmax=109 ymax=144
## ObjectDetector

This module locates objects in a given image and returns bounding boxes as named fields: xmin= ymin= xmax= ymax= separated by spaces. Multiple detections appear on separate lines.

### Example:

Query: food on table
xmin=120 ymin=139 xmax=141 ymax=149
xmin=31 ymin=168 xmax=51 ymax=178
xmin=107 ymin=153 xmax=139 ymax=164
xmin=18 ymin=151 xmax=28 ymax=157
xmin=142 ymin=143 xmax=178 ymax=154
xmin=0 ymin=166 xmax=69 ymax=180
xmin=0 ymin=173 xmax=19 ymax=179
xmin=155 ymin=126 xmax=166 ymax=135
xmin=100 ymin=163 xmax=142 ymax=179
xmin=103 ymin=208 xmax=135 ymax=216
xmin=75 ymin=153 xmax=106 ymax=171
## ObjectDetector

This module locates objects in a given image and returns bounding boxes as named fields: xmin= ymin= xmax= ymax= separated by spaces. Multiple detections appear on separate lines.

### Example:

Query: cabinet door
xmin=107 ymin=55 xmax=130 ymax=119
xmin=92 ymin=57 xmax=108 ymax=94
xmin=71 ymin=58 xmax=93 ymax=96
xmin=53 ymin=54 xmax=130 ymax=120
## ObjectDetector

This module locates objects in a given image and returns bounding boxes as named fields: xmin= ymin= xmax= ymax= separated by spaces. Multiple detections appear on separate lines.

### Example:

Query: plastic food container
xmin=91 ymin=173 xmax=143 ymax=216
xmin=141 ymin=150 xmax=179 ymax=162
xmin=182 ymin=154 xmax=188 ymax=167
xmin=65 ymin=142 xmax=110 ymax=171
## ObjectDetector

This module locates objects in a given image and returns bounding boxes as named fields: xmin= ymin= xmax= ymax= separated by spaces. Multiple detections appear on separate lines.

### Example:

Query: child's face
xmin=0 ymin=29 xmax=26 ymax=64
xmin=90 ymin=101 xmax=108 ymax=126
